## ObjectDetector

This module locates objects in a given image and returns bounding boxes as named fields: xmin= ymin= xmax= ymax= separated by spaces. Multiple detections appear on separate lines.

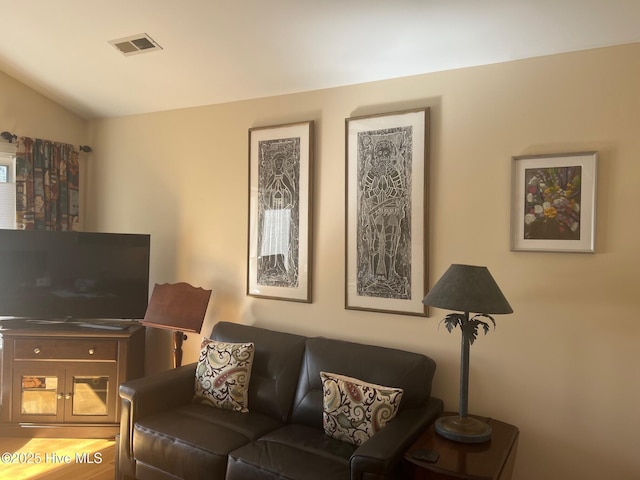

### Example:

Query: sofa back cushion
xmin=211 ymin=322 xmax=306 ymax=422
xmin=291 ymin=337 xmax=436 ymax=428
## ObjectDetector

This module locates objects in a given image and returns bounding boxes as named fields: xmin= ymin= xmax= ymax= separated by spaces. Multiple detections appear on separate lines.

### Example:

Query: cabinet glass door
xmin=13 ymin=363 xmax=64 ymax=422
xmin=72 ymin=375 xmax=109 ymax=416
xmin=65 ymin=363 xmax=117 ymax=423
xmin=13 ymin=362 xmax=117 ymax=423
xmin=21 ymin=375 xmax=59 ymax=415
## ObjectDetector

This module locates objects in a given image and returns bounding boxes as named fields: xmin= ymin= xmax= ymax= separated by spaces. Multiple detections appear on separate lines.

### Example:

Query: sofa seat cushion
xmin=133 ymin=403 xmax=283 ymax=480
xmin=226 ymin=424 xmax=355 ymax=480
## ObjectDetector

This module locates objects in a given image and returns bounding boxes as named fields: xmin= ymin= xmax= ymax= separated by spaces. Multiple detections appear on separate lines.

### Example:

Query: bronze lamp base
xmin=435 ymin=415 xmax=492 ymax=443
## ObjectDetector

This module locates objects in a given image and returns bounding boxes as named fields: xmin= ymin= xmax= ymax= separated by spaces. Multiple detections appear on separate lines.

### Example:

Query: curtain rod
xmin=1 ymin=131 xmax=92 ymax=152
xmin=1 ymin=131 xmax=16 ymax=143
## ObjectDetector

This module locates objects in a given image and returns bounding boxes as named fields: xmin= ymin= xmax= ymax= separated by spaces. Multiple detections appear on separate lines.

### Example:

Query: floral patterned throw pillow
xmin=193 ymin=338 xmax=255 ymax=413
xmin=320 ymin=371 xmax=404 ymax=446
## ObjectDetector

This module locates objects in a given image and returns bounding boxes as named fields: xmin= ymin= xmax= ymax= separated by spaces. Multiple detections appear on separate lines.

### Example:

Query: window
xmin=0 ymin=147 xmax=16 ymax=229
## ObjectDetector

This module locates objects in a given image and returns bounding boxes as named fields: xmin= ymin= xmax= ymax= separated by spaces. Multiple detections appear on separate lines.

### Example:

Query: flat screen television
xmin=0 ymin=230 xmax=150 ymax=321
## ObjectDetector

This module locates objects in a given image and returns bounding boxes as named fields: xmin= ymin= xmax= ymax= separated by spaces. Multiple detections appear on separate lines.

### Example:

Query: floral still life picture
xmin=511 ymin=152 xmax=597 ymax=253
xmin=524 ymin=166 xmax=582 ymax=240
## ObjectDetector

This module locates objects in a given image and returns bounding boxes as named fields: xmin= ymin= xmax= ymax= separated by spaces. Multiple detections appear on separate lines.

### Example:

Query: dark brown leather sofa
xmin=116 ymin=321 xmax=443 ymax=480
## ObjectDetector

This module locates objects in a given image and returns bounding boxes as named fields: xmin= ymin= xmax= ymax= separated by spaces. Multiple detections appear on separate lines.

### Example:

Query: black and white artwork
xmin=346 ymin=108 xmax=429 ymax=316
xmin=248 ymin=121 xmax=313 ymax=302
xmin=356 ymin=127 xmax=413 ymax=300
xmin=257 ymin=137 xmax=300 ymax=288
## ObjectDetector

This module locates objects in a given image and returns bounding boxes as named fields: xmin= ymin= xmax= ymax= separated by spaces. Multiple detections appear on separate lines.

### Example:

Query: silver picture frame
xmin=510 ymin=151 xmax=598 ymax=253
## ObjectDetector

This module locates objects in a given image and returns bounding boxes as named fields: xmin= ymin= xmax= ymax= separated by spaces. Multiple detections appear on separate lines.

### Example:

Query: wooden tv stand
xmin=0 ymin=321 xmax=145 ymax=438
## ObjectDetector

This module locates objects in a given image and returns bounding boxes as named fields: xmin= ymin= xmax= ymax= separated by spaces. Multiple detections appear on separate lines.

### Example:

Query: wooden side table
xmin=403 ymin=414 xmax=519 ymax=480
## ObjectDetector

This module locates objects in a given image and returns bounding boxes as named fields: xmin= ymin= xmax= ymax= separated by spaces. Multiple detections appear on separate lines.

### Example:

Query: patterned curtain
xmin=15 ymin=137 xmax=80 ymax=230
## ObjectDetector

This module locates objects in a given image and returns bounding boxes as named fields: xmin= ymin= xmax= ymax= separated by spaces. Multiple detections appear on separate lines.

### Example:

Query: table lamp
xmin=142 ymin=282 xmax=212 ymax=368
xmin=422 ymin=264 xmax=513 ymax=443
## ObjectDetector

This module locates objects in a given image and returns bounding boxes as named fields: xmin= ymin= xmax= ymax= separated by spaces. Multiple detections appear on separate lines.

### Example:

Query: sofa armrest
xmin=349 ymin=396 xmax=444 ymax=480
xmin=119 ymin=362 xmax=197 ymax=416
xmin=117 ymin=363 xmax=197 ymax=478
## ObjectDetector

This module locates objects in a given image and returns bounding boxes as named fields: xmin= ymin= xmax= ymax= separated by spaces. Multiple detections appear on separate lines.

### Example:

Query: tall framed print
xmin=247 ymin=121 xmax=314 ymax=302
xmin=345 ymin=108 xmax=429 ymax=316
xmin=510 ymin=151 xmax=597 ymax=253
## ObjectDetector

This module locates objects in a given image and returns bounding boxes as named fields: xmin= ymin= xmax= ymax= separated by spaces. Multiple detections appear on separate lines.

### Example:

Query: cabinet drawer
xmin=14 ymin=339 xmax=117 ymax=361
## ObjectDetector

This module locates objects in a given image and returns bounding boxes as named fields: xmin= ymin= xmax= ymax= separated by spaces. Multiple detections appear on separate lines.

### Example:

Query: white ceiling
xmin=1 ymin=0 xmax=639 ymax=119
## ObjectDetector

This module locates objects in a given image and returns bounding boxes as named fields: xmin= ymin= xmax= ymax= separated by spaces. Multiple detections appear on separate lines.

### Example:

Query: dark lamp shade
xmin=422 ymin=264 xmax=513 ymax=314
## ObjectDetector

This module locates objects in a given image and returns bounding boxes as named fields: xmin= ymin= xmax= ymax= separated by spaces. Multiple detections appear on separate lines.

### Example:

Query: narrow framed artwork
xmin=247 ymin=121 xmax=314 ymax=302
xmin=345 ymin=108 xmax=429 ymax=316
xmin=511 ymin=151 xmax=598 ymax=253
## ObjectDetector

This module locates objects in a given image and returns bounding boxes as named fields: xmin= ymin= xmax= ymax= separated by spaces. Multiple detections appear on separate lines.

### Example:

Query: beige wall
xmin=0 ymin=69 xmax=87 ymax=144
xmin=3 ymin=42 xmax=637 ymax=479
xmin=0 ymin=69 xmax=90 ymax=226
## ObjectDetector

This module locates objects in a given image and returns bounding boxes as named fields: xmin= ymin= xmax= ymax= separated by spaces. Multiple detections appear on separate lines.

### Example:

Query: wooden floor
xmin=0 ymin=438 xmax=115 ymax=480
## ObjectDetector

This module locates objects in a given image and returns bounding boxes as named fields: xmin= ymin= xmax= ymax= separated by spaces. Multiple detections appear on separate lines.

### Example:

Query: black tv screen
xmin=0 ymin=230 xmax=150 ymax=320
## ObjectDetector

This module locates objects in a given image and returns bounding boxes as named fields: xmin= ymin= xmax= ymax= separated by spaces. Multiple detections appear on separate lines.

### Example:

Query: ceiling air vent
xmin=109 ymin=33 xmax=162 ymax=56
